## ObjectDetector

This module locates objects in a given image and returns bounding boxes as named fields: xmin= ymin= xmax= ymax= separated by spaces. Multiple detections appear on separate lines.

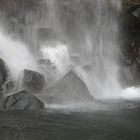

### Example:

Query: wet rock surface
xmin=22 ymin=69 xmax=45 ymax=93
xmin=2 ymin=90 xmax=44 ymax=111
xmin=40 ymin=70 xmax=93 ymax=104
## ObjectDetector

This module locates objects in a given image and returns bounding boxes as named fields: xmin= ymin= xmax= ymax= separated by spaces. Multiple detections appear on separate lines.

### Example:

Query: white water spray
xmin=0 ymin=31 xmax=38 ymax=81
xmin=41 ymin=41 xmax=71 ymax=74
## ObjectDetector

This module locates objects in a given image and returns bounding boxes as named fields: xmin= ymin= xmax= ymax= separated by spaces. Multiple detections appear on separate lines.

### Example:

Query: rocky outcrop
xmin=120 ymin=3 xmax=140 ymax=87
xmin=22 ymin=69 xmax=45 ymax=93
xmin=39 ymin=70 xmax=93 ymax=104
xmin=2 ymin=90 xmax=44 ymax=111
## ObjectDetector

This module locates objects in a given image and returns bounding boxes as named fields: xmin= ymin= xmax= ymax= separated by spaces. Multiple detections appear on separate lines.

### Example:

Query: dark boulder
xmin=3 ymin=90 xmax=44 ymax=111
xmin=41 ymin=70 xmax=93 ymax=104
xmin=22 ymin=69 xmax=45 ymax=93
xmin=0 ymin=58 xmax=8 ymax=89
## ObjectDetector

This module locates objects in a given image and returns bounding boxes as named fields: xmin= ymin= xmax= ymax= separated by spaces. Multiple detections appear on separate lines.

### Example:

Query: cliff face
xmin=120 ymin=1 xmax=140 ymax=86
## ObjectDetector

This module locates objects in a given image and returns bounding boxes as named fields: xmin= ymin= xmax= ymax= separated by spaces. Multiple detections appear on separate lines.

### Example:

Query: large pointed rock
xmin=22 ymin=69 xmax=45 ymax=93
xmin=42 ymin=71 xmax=93 ymax=103
xmin=3 ymin=90 xmax=44 ymax=111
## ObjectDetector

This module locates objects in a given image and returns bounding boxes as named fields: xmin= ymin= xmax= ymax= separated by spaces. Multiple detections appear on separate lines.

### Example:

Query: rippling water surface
xmin=0 ymin=101 xmax=140 ymax=140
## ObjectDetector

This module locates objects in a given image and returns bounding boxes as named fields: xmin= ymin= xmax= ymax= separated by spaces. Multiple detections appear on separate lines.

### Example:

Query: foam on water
xmin=121 ymin=87 xmax=140 ymax=100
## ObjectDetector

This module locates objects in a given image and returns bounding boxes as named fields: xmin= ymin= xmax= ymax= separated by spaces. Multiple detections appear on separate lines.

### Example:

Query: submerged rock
xmin=42 ymin=70 xmax=93 ymax=104
xmin=22 ymin=69 xmax=45 ymax=93
xmin=3 ymin=90 xmax=44 ymax=111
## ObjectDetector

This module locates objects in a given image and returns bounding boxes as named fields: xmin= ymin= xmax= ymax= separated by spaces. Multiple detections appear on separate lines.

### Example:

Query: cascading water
xmin=43 ymin=0 xmax=140 ymax=101
xmin=0 ymin=31 xmax=38 ymax=81
xmin=42 ymin=0 xmax=123 ymax=99
xmin=73 ymin=0 xmax=122 ymax=99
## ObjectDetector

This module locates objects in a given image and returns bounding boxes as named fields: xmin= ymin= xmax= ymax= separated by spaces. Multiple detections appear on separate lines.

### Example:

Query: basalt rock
xmin=3 ymin=90 xmax=44 ymax=111
xmin=22 ymin=69 xmax=45 ymax=93
xmin=41 ymin=70 xmax=93 ymax=104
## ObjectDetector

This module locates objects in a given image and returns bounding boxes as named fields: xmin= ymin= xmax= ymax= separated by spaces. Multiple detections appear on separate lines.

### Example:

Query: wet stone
xmin=22 ymin=69 xmax=45 ymax=94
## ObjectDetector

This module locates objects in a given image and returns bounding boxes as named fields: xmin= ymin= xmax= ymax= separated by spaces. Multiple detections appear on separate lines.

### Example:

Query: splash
xmin=0 ymin=31 xmax=38 ymax=81
xmin=121 ymin=87 xmax=140 ymax=100
xmin=41 ymin=41 xmax=71 ymax=74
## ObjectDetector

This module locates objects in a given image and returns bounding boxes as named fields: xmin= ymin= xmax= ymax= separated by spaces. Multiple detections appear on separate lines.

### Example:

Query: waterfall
xmin=43 ymin=0 xmax=140 ymax=100
xmin=43 ymin=0 xmax=122 ymax=98
xmin=76 ymin=0 xmax=122 ymax=98
xmin=0 ymin=0 xmax=140 ymax=102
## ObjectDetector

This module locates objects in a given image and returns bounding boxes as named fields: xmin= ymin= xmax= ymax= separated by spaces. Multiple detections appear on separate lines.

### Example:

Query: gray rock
xmin=42 ymin=70 xmax=93 ymax=104
xmin=37 ymin=59 xmax=57 ymax=71
xmin=22 ymin=69 xmax=45 ymax=93
xmin=3 ymin=90 xmax=44 ymax=111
